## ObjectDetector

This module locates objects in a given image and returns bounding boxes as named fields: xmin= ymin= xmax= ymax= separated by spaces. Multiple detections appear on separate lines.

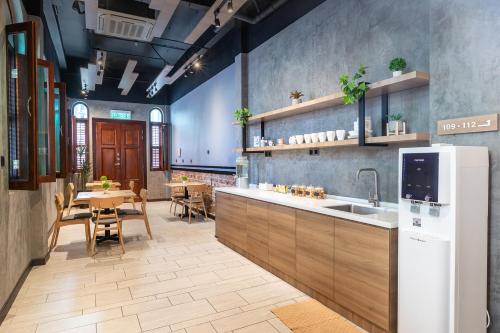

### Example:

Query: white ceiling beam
xmin=184 ymin=0 xmax=247 ymax=45
xmin=149 ymin=0 xmax=181 ymax=38
xmin=118 ymin=60 xmax=139 ymax=96
xmin=86 ymin=64 xmax=97 ymax=90
xmin=84 ymin=0 xmax=98 ymax=30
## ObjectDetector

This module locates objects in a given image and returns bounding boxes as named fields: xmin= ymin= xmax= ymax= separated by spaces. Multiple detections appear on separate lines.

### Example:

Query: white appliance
xmin=398 ymin=145 xmax=489 ymax=333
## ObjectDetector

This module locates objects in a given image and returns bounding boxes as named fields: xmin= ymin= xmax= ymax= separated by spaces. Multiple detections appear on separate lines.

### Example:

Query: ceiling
xmin=50 ymin=0 xmax=278 ymax=94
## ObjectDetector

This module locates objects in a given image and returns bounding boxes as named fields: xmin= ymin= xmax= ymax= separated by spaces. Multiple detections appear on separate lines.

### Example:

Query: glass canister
xmin=236 ymin=156 xmax=249 ymax=188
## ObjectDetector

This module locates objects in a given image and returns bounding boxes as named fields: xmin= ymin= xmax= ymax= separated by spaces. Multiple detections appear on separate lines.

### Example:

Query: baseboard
xmin=147 ymin=198 xmax=169 ymax=202
xmin=0 ymin=252 xmax=50 ymax=325
xmin=0 ymin=264 xmax=32 ymax=325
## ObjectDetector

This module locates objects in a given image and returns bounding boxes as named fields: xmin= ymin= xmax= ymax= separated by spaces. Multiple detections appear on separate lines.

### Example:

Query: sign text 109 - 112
xmin=437 ymin=113 xmax=498 ymax=135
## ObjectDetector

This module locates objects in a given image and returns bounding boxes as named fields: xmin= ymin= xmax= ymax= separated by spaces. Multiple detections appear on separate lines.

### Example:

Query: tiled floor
xmin=0 ymin=202 xmax=307 ymax=333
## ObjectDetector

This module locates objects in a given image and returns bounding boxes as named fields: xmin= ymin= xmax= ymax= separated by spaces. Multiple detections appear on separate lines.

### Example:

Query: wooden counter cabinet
xmin=215 ymin=192 xmax=397 ymax=333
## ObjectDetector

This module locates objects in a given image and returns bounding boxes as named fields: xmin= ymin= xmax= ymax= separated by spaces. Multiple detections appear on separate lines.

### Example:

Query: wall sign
xmin=110 ymin=110 xmax=132 ymax=120
xmin=437 ymin=113 xmax=498 ymax=135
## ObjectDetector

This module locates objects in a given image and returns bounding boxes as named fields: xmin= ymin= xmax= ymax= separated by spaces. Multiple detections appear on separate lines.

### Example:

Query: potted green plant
xmin=100 ymin=175 xmax=108 ymax=182
xmin=102 ymin=180 xmax=110 ymax=194
xmin=388 ymin=113 xmax=403 ymax=133
xmin=180 ymin=175 xmax=189 ymax=184
xmin=289 ymin=90 xmax=304 ymax=105
xmin=339 ymin=65 xmax=369 ymax=105
xmin=389 ymin=57 xmax=407 ymax=77
xmin=76 ymin=146 xmax=91 ymax=190
xmin=234 ymin=108 xmax=252 ymax=127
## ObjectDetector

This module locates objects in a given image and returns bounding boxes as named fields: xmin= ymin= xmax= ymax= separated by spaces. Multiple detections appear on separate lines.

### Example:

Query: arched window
xmin=150 ymin=108 xmax=163 ymax=123
xmin=73 ymin=102 xmax=88 ymax=119
xmin=149 ymin=108 xmax=167 ymax=171
xmin=72 ymin=102 xmax=89 ymax=170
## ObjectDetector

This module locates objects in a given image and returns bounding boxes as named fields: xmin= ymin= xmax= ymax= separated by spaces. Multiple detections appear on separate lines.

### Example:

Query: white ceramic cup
xmin=295 ymin=135 xmax=305 ymax=144
xmin=336 ymin=130 xmax=346 ymax=140
xmin=304 ymin=134 xmax=312 ymax=144
xmin=289 ymin=136 xmax=297 ymax=145
xmin=318 ymin=132 xmax=327 ymax=142
xmin=326 ymin=131 xmax=335 ymax=141
xmin=311 ymin=133 xmax=319 ymax=143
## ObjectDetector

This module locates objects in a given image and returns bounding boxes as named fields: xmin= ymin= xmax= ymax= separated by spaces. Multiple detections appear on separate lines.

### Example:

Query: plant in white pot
xmin=180 ymin=175 xmax=189 ymax=184
xmin=388 ymin=113 xmax=404 ymax=133
xmin=389 ymin=57 xmax=407 ymax=77
xmin=289 ymin=90 xmax=304 ymax=105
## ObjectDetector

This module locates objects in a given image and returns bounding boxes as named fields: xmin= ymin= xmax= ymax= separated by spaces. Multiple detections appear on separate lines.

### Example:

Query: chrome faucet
xmin=356 ymin=168 xmax=380 ymax=207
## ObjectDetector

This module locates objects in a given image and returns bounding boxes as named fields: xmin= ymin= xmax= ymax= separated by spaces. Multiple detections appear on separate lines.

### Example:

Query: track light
xmin=214 ymin=10 xmax=221 ymax=29
xmin=227 ymin=0 xmax=233 ymax=13
xmin=193 ymin=60 xmax=201 ymax=69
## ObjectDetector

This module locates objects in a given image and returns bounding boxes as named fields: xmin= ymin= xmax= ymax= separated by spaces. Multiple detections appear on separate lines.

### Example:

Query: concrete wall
xmin=170 ymin=64 xmax=239 ymax=167
xmin=68 ymin=99 xmax=170 ymax=200
xmin=0 ymin=0 xmax=61 ymax=312
xmin=247 ymin=0 xmax=429 ymax=202
xmin=242 ymin=0 xmax=500 ymax=328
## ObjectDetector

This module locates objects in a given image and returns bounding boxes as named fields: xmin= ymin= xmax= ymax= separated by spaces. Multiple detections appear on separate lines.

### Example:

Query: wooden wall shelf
xmin=243 ymin=71 xmax=429 ymax=125
xmin=238 ymin=133 xmax=430 ymax=153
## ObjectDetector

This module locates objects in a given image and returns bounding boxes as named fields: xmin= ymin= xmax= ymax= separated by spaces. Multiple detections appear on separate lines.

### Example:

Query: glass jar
xmin=291 ymin=185 xmax=298 ymax=196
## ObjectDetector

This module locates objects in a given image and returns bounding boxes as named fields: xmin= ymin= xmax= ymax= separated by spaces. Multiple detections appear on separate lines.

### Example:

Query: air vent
xmin=96 ymin=8 xmax=155 ymax=42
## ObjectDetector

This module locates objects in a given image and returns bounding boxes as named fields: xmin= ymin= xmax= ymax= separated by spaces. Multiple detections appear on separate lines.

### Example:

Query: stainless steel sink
xmin=324 ymin=204 xmax=382 ymax=215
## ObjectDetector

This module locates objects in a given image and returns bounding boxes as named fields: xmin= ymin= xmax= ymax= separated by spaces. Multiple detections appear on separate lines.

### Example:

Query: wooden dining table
xmin=166 ymin=182 xmax=205 ymax=217
xmin=76 ymin=190 xmax=136 ymax=242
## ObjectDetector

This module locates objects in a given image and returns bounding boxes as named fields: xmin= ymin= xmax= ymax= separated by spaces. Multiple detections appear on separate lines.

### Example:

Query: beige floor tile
xmin=237 ymin=282 xmax=299 ymax=304
xmin=47 ymin=282 xmax=117 ymax=302
xmin=234 ymin=321 xmax=279 ymax=333
xmin=210 ymin=307 xmax=275 ymax=333
xmin=206 ymin=292 xmax=248 ymax=312
xmin=96 ymin=288 xmax=132 ymax=307
xmin=185 ymin=322 xmax=216 ymax=333
xmin=173 ymin=264 xmax=226 ymax=278
xmin=138 ymin=300 xmax=215 ymax=331
xmin=117 ymin=275 xmax=158 ymax=289
xmin=267 ymin=318 xmax=292 ymax=333
xmin=188 ymin=272 xmax=220 ymax=286
xmin=168 ymin=293 xmax=194 ymax=305
xmin=122 ymin=298 xmax=172 ymax=316
xmin=36 ymin=308 xmax=122 ymax=333
xmin=96 ymin=315 xmax=141 ymax=333
xmin=83 ymin=296 xmax=155 ymax=314
xmin=143 ymin=327 xmax=172 ymax=333
xmin=95 ymin=270 xmax=125 ymax=284
xmin=63 ymin=324 xmax=97 ymax=333
xmin=169 ymin=308 xmax=242 ymax=331
xmin=175 ymin=257 xmax=202 ymax=267
xmin=189 ymin=277 xmax=267 ymax=300
xmin=130 ymin=277 xmax=194 ymax=298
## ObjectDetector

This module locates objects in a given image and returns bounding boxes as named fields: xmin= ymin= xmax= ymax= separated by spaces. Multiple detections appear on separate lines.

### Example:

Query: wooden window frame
xmin=37 ymin=59 xmax=56 ymax=183
xmin=149 ymin=108 xmax=167 ymax=171
xmin=55 ymin=82 xmax=67 ymax=178
xmin=72 ymin=102 xmax=89 ymax=171
xmin=6 ymin=22 xmax=38 ymax=190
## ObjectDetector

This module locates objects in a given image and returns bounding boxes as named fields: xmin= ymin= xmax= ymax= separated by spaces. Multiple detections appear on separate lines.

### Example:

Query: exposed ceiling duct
xmin=233 ymin=0 xmax=288 ymax=24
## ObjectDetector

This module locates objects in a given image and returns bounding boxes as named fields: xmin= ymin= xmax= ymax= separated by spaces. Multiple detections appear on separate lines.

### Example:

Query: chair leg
xmin=131 ymin=201 xmax=137 ymax=210
xmin=67 ymin=204 xmax=72 ymax=216
xmin=90 ymin=223 xmax=98 ymax=256
xmin=143 ymin=215 xmax=153 ymax=240
xmin=188 ymin=206 xmax=192 ymax=224
xmin=50 ymin=224 xmax=60 ymax=250
xmin=169 ymin=200 xmax=173 ymax=213
xmin=202 ymin=200 xmax=208 ymax=220
xmin=84 ymin=221 xmax=90 ymax=244
xmin=118 ymin=221 xmax=125 ymax=254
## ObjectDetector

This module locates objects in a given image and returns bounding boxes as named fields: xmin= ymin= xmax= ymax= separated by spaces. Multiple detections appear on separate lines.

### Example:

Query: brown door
xmin=93 ymin=119 xmax=146 ymax=197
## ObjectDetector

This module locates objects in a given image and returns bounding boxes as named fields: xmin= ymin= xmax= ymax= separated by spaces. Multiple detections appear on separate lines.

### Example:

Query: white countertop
xmin=215 ymin=187 xmax=398 ymax=229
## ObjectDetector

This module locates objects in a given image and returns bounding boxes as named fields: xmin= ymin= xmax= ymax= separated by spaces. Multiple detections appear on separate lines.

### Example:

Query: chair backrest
xmin=67 ymin=183 xmax=75 ymax=204
xmin=129 ymin=180 xmax=135 ymax=191
xmin=187 ymin=184 xmax=207 ymax=198
xmin=90 ymin=196 xmax=124 ymax=210
xmin=54 ymin=193 xmax=65 ymax=219
xmin=139 ymin=188 xmax=148 ymax=212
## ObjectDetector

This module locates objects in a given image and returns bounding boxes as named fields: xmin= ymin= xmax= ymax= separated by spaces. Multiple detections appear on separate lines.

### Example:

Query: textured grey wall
xmin=429 ymin=0 xmax=500 ymax=327
xmin=170 ymin=64 xmax=239 ymax=167
xmin=68 ymin=99 xmax=170 ymax=200
xmin=243 ymin=0 xmax=500 ymax=328
xmin=247 ymin=0 xmax=430 ymax=203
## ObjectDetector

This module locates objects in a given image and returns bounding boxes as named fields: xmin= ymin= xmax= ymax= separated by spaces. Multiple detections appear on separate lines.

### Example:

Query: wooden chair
xmin=50 ymin=193 xmax=92 ymax=252
xmin=118 ymin=189 xmax=152 ymax=239
xmin=182 ymin=184 xmax=209 ymax=224
xmin=170 ymin=184 xmax=185 ymax=215
xmin=89 ymin=196 xmax=125 ymax=255
xmin=124 ymin=180 xmax=137 ymax=210
xmin=66 ymin=182 xmax=85 ymax=216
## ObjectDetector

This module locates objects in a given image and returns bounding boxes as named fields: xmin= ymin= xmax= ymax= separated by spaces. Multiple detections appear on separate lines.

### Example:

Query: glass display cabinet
xmin=37 ymin=59 xmax=55 ymax=183
xmin=6 ymin=22 xmax=38 ymax=190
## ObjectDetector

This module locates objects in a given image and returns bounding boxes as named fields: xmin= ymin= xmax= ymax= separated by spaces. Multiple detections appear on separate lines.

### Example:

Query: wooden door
xmin=93 ymin=119 xmax=146 ymax=196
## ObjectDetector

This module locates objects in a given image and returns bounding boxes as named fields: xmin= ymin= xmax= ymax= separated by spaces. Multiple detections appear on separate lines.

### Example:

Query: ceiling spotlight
xmin=97 ymin=58 xmax=103 ymax=66
xmin=193 ymin=60 xmax=201 ymax=69
xmin=227 ymin=0 xmax=233 ymax=13
xmin=214 ymin=10 xmax=221 ymax=29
